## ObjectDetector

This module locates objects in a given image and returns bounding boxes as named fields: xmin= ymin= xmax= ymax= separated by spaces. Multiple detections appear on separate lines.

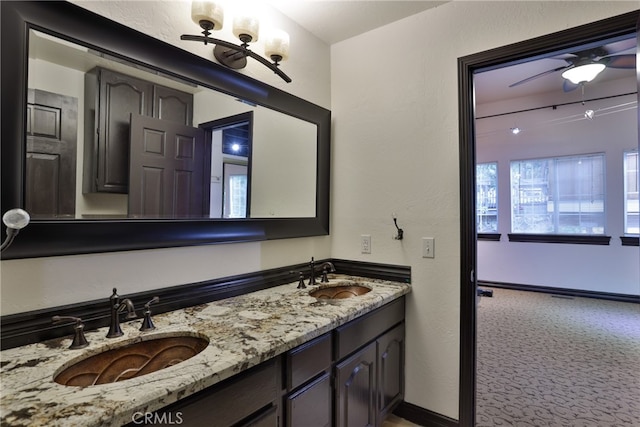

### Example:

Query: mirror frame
xmin=1 ymin=1 xmax=330 ymax=259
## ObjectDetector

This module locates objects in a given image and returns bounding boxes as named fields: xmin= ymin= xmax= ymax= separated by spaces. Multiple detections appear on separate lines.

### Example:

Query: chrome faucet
xmin=107 ymin=288 xmax=137 ymax=338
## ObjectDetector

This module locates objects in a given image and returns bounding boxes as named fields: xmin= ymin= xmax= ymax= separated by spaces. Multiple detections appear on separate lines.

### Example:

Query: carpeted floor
xmin=476 ymin=288 xmax=640 ymax=426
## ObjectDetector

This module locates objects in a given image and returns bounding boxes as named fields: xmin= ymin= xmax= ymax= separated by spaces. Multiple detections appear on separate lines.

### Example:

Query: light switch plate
xmin=422 ymin=237 xmax=435 ymax=258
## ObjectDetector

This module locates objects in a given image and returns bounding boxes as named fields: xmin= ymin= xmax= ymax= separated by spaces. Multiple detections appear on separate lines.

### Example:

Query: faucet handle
xmin=321 ymin=267 xmax=329 ymax=283
xmin=140 ymin=296 xmax=160 ymax=331
xmin=289 ymin=271 xmax=307 ymax=289
xmin=52 ymin=316 xmax=89 ymax=349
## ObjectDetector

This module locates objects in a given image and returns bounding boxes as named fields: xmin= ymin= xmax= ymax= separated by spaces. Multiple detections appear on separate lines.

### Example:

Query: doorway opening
xmin=457 ymin=11 xmax=638 ymax=427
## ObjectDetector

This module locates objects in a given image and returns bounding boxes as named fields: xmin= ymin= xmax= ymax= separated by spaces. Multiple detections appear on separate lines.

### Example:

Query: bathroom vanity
xmin=0 ymin=275 xmax=409 ymax=427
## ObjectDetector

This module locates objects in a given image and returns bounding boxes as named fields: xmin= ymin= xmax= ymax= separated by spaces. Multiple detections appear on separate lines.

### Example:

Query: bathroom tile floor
xmin=382 ymin=414 xmax=420 ymax=426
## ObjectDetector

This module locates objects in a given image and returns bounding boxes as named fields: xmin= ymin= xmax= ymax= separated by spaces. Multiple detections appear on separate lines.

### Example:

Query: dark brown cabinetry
xmin=284 ymin=333 xmax=333 ymax=427
xmin=376 ymin=323 xmax=405 ymax=423
xmin=128 ymin=358 xmax=280 ymax=427
xmin=335 ymin=341 xmax=377 ymax=427
xmin=284 ymin=298 xmax=405 ymax=427
xmin=83 ymin=67 xmax=193 ymax=193
xmin=133 ymin=297 xmax=404 ymax=427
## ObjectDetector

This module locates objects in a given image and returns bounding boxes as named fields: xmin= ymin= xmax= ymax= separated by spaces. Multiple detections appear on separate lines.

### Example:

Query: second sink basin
xmin=309 ymin=283 xmax=372 ymax=299
xmin=54 ymin=333 xmax=209 ymax=387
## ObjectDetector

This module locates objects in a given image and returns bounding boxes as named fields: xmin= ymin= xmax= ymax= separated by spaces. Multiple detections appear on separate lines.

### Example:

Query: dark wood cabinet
xmin=335 ymin=341 xmax=377 ymax=427
xmin=284 ymin=333 xmax=332 ymax=427
xmin=376 ymin=324 xmax=405 ymax=423
xmin=83 ymin=67 xmax=193 ymax=193
xmin=286 ymin=373 xmax=332 ymax=427
xmin=127 ymin=358 xmax=280 ymax=427
xmin=131 ymin=298 xmax=405 ymax=427
xmin=283 ymin=298 xmax=406 ymax=427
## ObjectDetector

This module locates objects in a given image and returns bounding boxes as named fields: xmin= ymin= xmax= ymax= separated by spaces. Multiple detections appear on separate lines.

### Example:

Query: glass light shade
xmin=2 ymin=208 xmax=30 ymax=230
xmin=191 ymin=1 xmax=224 ymax=30
xmin=233 ymin=14 xmax=260 ymax=42
xmin=265 ymin=29 xmax=290 ymax=61
xmin=561 ymin=63 xmax=605 ymax=84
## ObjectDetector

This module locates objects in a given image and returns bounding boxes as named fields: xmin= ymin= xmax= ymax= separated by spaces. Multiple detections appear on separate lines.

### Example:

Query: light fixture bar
xmin=180 ymin=34 xmax=292 ymax=83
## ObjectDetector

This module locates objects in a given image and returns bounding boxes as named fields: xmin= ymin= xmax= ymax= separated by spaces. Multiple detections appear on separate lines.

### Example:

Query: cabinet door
xmin=335 ymin=342 xmax=376 ymax=427
xmin=97 ymin=68 xmax=153 ymax=193
xmin=154 ymin=85 xmax=193 ymax=126
xmin=377 ymin=323 xmax=405 ymax=425
xmin=287 ymin=373 xmax=331 ymax=427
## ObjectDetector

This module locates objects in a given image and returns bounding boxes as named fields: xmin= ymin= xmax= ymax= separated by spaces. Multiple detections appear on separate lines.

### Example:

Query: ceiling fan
xmin=509 ymin=38 xmax=636 ymax=92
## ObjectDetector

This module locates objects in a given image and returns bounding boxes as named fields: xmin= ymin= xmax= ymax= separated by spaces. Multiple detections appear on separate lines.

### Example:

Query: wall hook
xmin=392 ymin=215 xmax=404 ymax=240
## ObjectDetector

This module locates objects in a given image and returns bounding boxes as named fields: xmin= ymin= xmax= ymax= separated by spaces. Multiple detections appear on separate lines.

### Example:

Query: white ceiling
xmin=269 ymin=0 xmax=447 ymax=45
xmin=270 ymin=1 xmax=636 ymax=104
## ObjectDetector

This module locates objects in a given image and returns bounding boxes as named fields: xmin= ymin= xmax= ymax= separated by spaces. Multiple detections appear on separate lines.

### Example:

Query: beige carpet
xmin=477 ymin=288 xmax=640 ymax=426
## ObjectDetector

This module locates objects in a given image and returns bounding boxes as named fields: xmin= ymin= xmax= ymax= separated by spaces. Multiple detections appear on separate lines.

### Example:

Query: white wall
xmin=476 ymin=76 xmax=639 ymax=295
xmin=0 ymin=0 xmax=331 ymax=315
xmin=330 ymin=1 xmax=639 ymax=419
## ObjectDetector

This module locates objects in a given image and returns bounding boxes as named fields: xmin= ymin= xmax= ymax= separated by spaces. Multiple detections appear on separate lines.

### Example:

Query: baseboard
xmin=0 ymin=259 xmax=410 ymax=350
xmin=393 ymin=401 xmax=458 ymax=427
xmin=478 ymin=280 xmax=640 ymax=304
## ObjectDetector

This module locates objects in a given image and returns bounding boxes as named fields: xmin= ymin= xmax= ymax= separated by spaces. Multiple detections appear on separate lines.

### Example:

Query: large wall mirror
xmin=1 ymin=1 xmax=330 ymax=259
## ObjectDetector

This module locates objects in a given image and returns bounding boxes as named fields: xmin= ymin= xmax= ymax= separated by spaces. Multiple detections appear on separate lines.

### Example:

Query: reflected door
xmin=26 ymin=89 xmax=78 ymax=218
xmin=129 ymin=114 xmax=210 ymax=218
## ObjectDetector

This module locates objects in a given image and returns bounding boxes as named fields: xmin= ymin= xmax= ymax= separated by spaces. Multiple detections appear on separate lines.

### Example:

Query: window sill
xmin=478 ymin=233 xmax=501 ymax=241
xmin=620 ymin=236 xmax=639 ymax=246
xmin=508 ymin=234 xmax=611 ymax=245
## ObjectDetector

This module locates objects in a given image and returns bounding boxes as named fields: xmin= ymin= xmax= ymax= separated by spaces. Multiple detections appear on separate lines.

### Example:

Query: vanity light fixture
xmin=0 ymin=208 xmax=30 ymax=253
xmin=561 ymin=62 xmax=605 ymax=85
xmin=181 ymin=1 xmax=292 ymax=83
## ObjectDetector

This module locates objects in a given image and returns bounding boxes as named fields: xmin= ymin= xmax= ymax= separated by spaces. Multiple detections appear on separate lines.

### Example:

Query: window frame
xmin=476 ymin=162 xmax=499 ymax=236
xmin=508 ymin=152 xmax=610 ymax=245
xmin=623 ymin=149 xmax=639 ymax=236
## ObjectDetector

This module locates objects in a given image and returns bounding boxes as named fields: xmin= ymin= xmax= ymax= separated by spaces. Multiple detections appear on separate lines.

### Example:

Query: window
xmin=510 ymin=154 xmax=605 ymax=235
xmin=624 ymin=150 xmax=639 ymax=235
xmin=476 ymin=162 xmax=498 ymax=232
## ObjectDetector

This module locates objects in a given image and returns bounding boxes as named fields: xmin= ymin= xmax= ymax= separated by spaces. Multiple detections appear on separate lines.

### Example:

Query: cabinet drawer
xmin=286 ymin=333 xmax=332 ymax=390
xmin=156 ymin=359 xmax=278 ymax=427
xmin=286 ymin=373 xmax=331 ymax=427
xmin=335 ymin=297 xmax=405 ymax=360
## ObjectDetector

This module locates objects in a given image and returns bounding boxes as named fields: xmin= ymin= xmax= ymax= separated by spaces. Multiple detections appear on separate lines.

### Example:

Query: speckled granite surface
xmin=0 ymin=275 xmax=410 ymax=426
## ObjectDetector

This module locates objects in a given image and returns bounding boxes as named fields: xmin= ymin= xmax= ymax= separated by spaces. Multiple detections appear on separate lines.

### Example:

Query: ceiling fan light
xmin=561 ymin=63 xmax=605 ymax=84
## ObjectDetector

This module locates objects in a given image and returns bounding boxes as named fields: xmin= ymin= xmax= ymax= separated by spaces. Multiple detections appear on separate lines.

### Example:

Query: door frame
xmin=457 ymin=10 xmax=639 ymax=427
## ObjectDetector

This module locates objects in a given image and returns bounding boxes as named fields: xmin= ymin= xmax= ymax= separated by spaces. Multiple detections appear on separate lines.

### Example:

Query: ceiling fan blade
xmin=509 ymin=65 xmax=568 ymax=88
xmin=601 ymin=54 xmax=636 ymax=69
xmin=600 ymin=38 xmax=636 ymax=56
xmin=563 ymin=79 xmax=579 ymax=92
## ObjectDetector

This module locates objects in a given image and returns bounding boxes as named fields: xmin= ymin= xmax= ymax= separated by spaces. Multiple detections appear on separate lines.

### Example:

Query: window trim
xmin=508 ymin=233 xmax=611 ymax=245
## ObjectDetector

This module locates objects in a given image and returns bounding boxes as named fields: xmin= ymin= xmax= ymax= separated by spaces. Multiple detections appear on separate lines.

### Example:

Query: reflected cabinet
xmin=83 ymin=67 xmax=194 ymax=194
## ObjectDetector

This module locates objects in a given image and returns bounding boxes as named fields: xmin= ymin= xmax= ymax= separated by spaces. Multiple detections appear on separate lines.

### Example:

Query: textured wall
xmin=330 ymin=0 xmax=639 ymax=419
xmin=0 ymin=0 xmax=331 ymax=315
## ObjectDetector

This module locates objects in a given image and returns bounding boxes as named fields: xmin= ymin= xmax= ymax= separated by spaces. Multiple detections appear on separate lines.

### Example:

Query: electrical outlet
xmin=361 ymin=234 xmax=371 ymax=254
xmin=422 ymin=237 xmax=435 ymax=258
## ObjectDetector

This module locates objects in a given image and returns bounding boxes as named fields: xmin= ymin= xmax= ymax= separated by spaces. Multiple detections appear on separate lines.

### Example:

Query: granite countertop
xmin=0 ymin=275 xmax=410 ymax=427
